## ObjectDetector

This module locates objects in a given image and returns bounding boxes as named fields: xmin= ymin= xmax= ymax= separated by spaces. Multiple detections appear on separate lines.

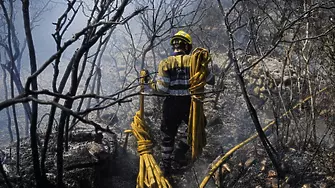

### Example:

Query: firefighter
xmin=145 ymin=30 xmax=214 ymax=176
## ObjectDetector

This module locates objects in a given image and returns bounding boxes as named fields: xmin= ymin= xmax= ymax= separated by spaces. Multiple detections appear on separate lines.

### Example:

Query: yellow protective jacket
xmin=151 ymin=54 xmax=214 ymax=95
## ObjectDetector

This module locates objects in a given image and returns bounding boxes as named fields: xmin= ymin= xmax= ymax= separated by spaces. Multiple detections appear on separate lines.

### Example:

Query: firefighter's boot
xmin=173 ymin=141 xmax=190 ymax=167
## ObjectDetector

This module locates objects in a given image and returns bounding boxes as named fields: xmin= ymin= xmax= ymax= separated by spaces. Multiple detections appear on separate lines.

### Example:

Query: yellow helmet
xmin=170 ymin=30 xmax=192 ymax=45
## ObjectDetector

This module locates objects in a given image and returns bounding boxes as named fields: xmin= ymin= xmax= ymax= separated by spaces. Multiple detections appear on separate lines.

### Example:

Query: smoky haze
xmin=0 ymin=0 xmax=200 ymax=142
xmin=0 ymin=1 xmax=334 ymax=187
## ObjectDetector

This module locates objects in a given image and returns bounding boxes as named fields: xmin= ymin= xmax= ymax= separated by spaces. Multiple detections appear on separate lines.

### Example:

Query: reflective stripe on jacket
xmin=156 ymin=55 xmax=191 ymax=95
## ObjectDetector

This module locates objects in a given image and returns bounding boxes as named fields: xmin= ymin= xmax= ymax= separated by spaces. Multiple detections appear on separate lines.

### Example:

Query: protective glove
xmin=142 ymin=69 xmax=151 ymax=83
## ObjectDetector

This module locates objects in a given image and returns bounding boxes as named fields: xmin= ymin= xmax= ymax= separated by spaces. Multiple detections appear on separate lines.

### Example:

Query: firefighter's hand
xmin=142 ymin=69 xmax=151 ymax=83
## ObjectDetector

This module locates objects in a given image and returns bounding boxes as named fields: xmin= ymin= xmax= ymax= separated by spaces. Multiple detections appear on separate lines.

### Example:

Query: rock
xmin=302 ymin=184 xmax=311 ymax=188
xmin=320 ymin=183 xmax=327 ymax=188
xmin=267 ymin=170 xmax=277 ymax=178
xmin=260 ymin=159 xmax=267 ymax=171
xmin=245 ymin=157 xmax=255 ymax=168
xmin=56 ymin=132 xmax=117 ymax=187
xmin=69 ymin=132 xmax=95 ymax=142
xmin=266 ymin=177 xmax=278 ymax=188
xmin=87 ymin=142 xmax=109 ymax=160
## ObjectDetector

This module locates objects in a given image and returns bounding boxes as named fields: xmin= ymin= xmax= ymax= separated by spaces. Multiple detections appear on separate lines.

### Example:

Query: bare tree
xmin=219 ymin=0 xmax=283 ymax=178
xmin=130 ymin=0 xmax=206 ymax=71
xmin=1 ymin=65 xmax=14 ymax=143
xmin=0 ymin=0 xmax=146 ymax=187
xmin=216 ymin=0 xmax=335 ymax=181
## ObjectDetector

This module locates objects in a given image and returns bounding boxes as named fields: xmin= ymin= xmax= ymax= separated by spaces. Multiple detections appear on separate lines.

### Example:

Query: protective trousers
xmin=160 ymin=96 xmax=191 ymax=174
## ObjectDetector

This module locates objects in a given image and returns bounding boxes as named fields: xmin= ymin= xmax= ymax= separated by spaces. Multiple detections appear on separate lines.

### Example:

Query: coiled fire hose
xmin=126 ymin=70 xmax=172 ymax=188
xmin=188 ymin=48 xmax=211 ymax=161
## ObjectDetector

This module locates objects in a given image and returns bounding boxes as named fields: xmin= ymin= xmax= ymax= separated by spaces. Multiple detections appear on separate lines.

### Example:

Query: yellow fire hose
xmin=126 ymin=70 xmax=172 ymax=188
xmin=188 ymin=48 xmax=212 ymax=161
xmin=199 ymin=86 xmax=329 ymax=188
